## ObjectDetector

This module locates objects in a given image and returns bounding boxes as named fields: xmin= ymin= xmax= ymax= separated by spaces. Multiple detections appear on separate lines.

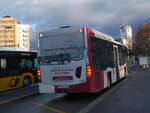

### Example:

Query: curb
xmin=0 ymin=85 xmax=39 ymax=105
xmin=0 ymin=91 xmax=39 ymax=105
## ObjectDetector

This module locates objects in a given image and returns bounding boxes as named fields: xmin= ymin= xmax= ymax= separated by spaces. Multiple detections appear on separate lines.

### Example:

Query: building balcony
xmin=0 ymin=23 xmax=7 ymax=25
xmin=0 ymin=33 xmax=14 ymax=35
xmin=5 ymin=28 xmax=14 ymax=31
xmin=23 ymin=30 xmax=29 ymax=33
xmin=0 ymin=43 xmax=6 ymax=46
xmin=23 ymin=39 xmax=29 ymax=42
xmin=5 ymin=38 xmax=14 ymax=41
xmin=0 ymin=23 xmax=14 ymax=25
xmin=0 ymin=33 xmax=5 ymax=35
xmin=6 ymin=43 xmax=15 ymax=45
xmin=0 ymin=38 xmax=6 ymax=41
xmin=0 ymin=28 xmax=5 ymax=30
xmin=23 ymin=35 xmax=29 ymax=37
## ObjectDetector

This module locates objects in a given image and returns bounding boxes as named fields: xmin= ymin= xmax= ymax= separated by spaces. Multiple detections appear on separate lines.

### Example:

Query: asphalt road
xmin=87 ymin=70 xmax=150 ymax=113
xmin=0 ymin=92 xmax=103 ymax=113
xmin=0 ymin=70 xmax=148 ymax=113
xmin=0 ymin=85 xmax=39 ymax=104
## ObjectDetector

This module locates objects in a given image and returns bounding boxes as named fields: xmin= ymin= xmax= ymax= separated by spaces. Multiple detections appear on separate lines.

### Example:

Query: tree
xmin=133 ymin=23 xmax=150 ymax=56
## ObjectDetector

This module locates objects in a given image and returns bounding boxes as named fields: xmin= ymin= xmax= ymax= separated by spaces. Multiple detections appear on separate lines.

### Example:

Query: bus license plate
xmin=58 ymin=85 xmax=69 ymax=88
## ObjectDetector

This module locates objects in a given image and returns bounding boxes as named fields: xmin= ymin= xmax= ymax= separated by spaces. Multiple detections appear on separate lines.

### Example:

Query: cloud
xmin=0 ymin=0 xmax=149 ymax=37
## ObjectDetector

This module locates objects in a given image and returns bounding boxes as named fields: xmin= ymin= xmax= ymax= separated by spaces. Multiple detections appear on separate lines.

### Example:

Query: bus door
xmin=113 ymin=45 xmax=120 ymax=80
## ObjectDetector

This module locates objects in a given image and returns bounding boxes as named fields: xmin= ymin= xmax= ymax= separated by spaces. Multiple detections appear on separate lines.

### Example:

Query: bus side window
xmin=19 ymin=59 xmax=33 ymax=71
xmin=1 ymin=59 xmax=7 ymax=69
xmin=34 ymin=59 xmax=38 ymax=69
xmin=118 ymin=46 xmax=127 ymax=66
xmin=91 ymin=37 xmax=115 ymax=70
xmin=19 ymin=59 xmax=25 ymax=69
xmin=25 ymin=60 xmax=33 ymax=69
xmin=0 ymin=59 xmax=7 ymax=76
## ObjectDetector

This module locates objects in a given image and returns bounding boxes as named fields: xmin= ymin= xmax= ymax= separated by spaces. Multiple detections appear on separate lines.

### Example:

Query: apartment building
xmin=0 ymin=16 xmax=30 ymax=51
xmin=16 ymin=24 xmax=30 ymax=51
xmin=120 ymin=24 xmax=132 ymax=49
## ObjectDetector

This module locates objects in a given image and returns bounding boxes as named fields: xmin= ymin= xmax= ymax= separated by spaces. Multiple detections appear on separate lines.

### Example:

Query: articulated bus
xmin=38 ymin=26 xmax=128 ymax=93
xmin=0 ymin=51 xmax=38 ymax=92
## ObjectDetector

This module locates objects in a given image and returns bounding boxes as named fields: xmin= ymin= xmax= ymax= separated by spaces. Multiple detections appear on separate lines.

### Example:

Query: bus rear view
xmin=39 ymin=26 xmax=128 ymax=93
xmin=39 ymin=26 xmax=88 ymax=93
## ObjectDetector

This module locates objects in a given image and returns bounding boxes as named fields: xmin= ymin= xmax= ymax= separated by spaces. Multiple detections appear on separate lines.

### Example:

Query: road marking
xmin=77 ymin=71 xmax=137 ymax=113
xmin=30 ymin=102 xmax=67 ymax=113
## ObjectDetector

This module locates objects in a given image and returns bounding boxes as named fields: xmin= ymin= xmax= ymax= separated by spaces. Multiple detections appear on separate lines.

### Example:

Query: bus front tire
xmin=23 ymin=76 xmax=31 ymax=87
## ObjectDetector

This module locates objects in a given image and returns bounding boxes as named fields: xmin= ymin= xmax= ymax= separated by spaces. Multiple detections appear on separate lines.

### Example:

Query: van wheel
xmin=23 ymin=76 xmax=31 ymax=87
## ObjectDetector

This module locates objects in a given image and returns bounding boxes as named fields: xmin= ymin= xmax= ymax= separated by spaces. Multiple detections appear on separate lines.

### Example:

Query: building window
xmin=8 ymin=30 xmax=11 ymax=34
xmin=8 ymin=36 xmax=11 ymax=38
xmin=1 ymin=25 xmax=5 ymax=29
xmin=1 ymin=36 xmax=5 ymax=38
xmin=6 ymin=25 xmax=12 ymax=29
xmin=1 ymin=21 xmax=5 ymax=24
xmin=1 ymin=30 xmax=5 ymax=33
xmin=8 ymin=20 xmax=12 ymax=24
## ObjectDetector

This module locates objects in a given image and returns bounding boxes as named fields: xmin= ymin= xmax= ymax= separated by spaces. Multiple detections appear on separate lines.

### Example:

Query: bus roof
xmin=39 ymin=26 xmax=83 ymax=38
xmin=39 ymin=26 xmax=126 ymax=47
xmin=90 ymin=28 xmax=125 ymax=46
xmin=0 ymin=51 xmax=37 ymax=58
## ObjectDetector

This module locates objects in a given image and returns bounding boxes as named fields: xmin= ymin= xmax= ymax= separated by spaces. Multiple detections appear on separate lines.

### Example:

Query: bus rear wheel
xmin=23 ymin=76 xmax=31 ymax=87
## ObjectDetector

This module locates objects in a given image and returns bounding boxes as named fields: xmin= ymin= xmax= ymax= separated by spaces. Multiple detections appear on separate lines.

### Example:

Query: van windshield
xmin=40 ymin=33 xmax=85 ymax=63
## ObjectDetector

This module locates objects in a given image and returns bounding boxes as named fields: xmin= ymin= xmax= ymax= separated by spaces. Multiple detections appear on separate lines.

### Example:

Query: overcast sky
xmin=0 ymin=0 xmax=150 ymax=38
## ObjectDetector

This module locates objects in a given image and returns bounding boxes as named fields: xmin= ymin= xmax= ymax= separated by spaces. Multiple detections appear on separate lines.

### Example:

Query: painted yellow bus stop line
xmin=30 ymin=101 xmax=67 ymax=113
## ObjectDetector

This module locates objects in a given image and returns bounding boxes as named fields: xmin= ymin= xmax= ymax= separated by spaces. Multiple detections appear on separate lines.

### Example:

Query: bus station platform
xmin=0 ymin=85 xmax=39 ymax=105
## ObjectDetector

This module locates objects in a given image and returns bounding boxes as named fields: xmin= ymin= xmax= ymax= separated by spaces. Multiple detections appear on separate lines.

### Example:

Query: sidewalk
xmin=129 ymin=64 xmax=150 ymax=71
xmin=87 ymin=70 xmax=150 ymax=113
xmin=0 ymin=85 xmax=39 ymax=104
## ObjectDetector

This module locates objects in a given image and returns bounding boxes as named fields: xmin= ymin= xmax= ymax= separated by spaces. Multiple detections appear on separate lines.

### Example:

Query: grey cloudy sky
xmin=0 ymin=0 xmax=150 ymax=37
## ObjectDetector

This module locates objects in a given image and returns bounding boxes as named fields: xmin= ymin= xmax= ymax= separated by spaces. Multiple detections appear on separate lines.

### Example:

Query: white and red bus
xmin=38 ymin=26 xmax=128 ymax=93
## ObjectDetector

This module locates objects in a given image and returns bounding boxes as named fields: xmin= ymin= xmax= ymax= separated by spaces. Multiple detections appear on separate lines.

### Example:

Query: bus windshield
xmin=40 ymin=33 xmax=85 ymax=63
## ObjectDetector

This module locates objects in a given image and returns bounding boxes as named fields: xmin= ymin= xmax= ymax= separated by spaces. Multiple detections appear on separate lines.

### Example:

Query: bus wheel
xmin=23 ymin=76 xmax=31 ymax=87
